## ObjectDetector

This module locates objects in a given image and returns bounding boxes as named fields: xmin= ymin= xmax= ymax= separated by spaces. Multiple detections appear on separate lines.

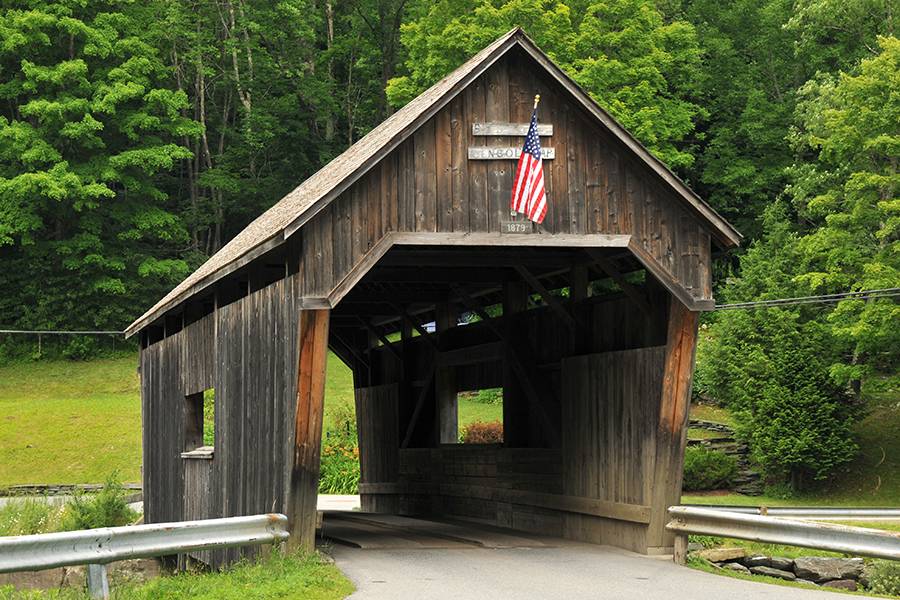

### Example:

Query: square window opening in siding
xmin=457 ymin=387 xmax=503 ymax=444
xmin=182 ymin=388 xmax=215 ymax=459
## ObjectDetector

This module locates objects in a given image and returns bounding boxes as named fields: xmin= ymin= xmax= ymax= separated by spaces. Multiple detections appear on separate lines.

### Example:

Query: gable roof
xmin=126 ymin=28 xmax=740 ymax=338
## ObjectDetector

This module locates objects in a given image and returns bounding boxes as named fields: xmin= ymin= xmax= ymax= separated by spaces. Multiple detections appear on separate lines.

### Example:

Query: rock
xmin=697 ymin=547 xmax=747 ymax=563
xmin=793 ymin=557 xmax=864 ymax=582
xmin=796 ymin=579 xmax=818 ymax=586
xmin=769 ymin=556 xmax=794 ymax=571
xmin=722 ymin=562 xmax=750 ymax=574
xmin=743 ymin=555 xmax=770 ymax=568
xmin=823 ymin=579 xmax=858 ymax=591
xmin=750 ymin=566 xmax=797 ymax=581
xmin=108 ymin=558 xmax=161 ymax=585
xmin=688 ymin=542 xmax=704 ymax=552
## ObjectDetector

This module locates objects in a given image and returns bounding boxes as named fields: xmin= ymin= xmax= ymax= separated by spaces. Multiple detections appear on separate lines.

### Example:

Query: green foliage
xmin=318 ymin=403 xmax=359 ymax=494
xmin=388 ymin=0 xmax=705 ymax=168
xmin=0 ymin=0 xmax=197 ymax=335
xmin=682 ymin=446 xmax=737 ymax=491
xmin=867 ymin=560 xmax=900 ymax=596
xmin=462 ymin=387 xmax=503 ymax=404
xmin=203 ymin=388 xmax=215 ymax=446
xmin=0 ymin=497 xmax=63 ymax=536
xmin=460 ymin=420 xmax=504 ymax=444
xmin=60 ymin=474 xmax=138 ymax=530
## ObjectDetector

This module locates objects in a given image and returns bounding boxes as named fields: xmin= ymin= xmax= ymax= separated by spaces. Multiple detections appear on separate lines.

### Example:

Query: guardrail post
xmin=86 ymin=564 xmax=109 ymax=599
xmin=673 ymin=533 xmax=688 ymax=565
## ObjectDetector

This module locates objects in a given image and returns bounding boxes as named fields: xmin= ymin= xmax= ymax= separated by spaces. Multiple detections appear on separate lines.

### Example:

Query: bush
xmin=318 ymin=444 xmax=360 ymax=494
xmin=867 ymin=560 xmax=900 ymax=595
xmin=682 ymin=446 xmax=737 ymax=491
xmin=461 ymin=420 xmax=503 ymax=444
xmin=318 ymin=404 xmax=360 ymax=494
xmin=0 ymin=497 xmax=63 ymax=536
xmin=471 ymin=388 xmax=503 ymax=404
xmin=61 ymin=475 xmax=138 ymax=530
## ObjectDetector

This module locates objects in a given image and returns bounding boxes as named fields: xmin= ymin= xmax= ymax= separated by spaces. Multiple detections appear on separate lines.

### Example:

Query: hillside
xmin=0 ymin=354 xmax=502 ymax=487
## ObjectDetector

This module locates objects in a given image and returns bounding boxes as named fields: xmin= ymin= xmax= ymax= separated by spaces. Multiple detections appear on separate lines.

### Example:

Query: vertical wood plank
xmin=449 ymin=96 xmax=469 ymax=231
xmin=414 ymin=118 xmax=437 ymax=232
xmin=287 ymin=308 xmax=330 ymax=551
xmin=486 ymin=61 xmax=511 ymax=231
xmin=466 ymin=74 xmax=488 ymax=231
xmin=567 ymin=111 xmax=585 ymax=234
xmin=646 ymin=298 xmax=698 ymax=551
xmin=436 ymin=107 xmax=453 ymax=231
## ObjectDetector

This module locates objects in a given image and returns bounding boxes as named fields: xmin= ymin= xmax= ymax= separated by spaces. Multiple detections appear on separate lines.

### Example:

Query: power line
xmin=0 ymin=330 xmax=124 ymax=335
xmin=714 ymin=287 xmax=900 ymax=310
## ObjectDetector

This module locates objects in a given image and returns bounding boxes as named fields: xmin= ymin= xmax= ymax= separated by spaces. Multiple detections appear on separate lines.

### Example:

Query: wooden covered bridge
xmin=126 ymin=28 xmax=741 ymax=567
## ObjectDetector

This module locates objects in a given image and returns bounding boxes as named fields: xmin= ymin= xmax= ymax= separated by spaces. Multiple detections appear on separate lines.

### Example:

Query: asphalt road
xmin=322 ymin=513 xmax=876 ymax=600
xmin=330 ymin=543 xmax=877 ymax=599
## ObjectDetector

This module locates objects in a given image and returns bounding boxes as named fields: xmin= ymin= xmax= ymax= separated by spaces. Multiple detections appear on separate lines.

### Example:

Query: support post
xmin=435 ymin=302 xmax=458 ymax=444
xmin=647 ymin=297 xmax=699 ymax=553
xmin=503 ymin=281 xmax=529 ymax=447
xmin=86 ymin=564 xmax=109 ymax=599
xmin=287 ymin=308 xmax=330 ymax=552
xmin=673 ymin=533 xmax=689 ymax=565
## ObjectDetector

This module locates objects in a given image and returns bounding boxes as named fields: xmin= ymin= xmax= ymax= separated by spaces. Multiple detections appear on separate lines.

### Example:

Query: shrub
xmin=0 ymin=497 xmax=64 ymax=536
xmin=682 ymin=446 xmax=737 ymax=491
xmin=318 ymin=443 xmax=360 ymax=494
xmin=61 ymin=475 xmax=138 ymax=530
xmin=471 ymin=388 xmax=503 ymax=404
xmin=461 ymin=420 xmax=503 ymax=444
xmin=867 ymin=560 xmax=900 ymax=595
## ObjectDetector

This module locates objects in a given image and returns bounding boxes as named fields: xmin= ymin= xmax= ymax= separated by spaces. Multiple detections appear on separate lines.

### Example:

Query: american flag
xmin=510 ymin=107 xmax=547 ymax=223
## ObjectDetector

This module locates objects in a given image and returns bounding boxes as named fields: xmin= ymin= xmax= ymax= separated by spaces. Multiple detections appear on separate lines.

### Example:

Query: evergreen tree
xmin=0 ymin=0 xmax=199 ymax=330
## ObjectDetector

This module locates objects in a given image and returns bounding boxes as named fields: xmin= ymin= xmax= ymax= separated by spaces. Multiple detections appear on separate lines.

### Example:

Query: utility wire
xmin=0 ymin=330 xmax=124 ymax=335
xmin=714 ymin=287 xmax=900 ymax=310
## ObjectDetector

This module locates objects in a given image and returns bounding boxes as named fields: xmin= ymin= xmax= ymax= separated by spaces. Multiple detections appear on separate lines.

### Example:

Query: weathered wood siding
xmin=140 ymin=275 xmax=300 ymax=568
xmin=355 ymin=384 xmax=400 ymax=513
xmin=560 ymin=347 xmax=665 ymax=552
xmin=298 ymin=48 xmax=712 ymax=303
xmin=355 ymin=288 xmax=682 ymax=553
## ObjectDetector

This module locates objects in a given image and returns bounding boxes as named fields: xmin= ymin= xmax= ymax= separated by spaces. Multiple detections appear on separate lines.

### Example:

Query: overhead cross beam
xmin=388 ymin=301 xmax=438 ymax=350
xmin=584 ymin=248 xmax=651 ymax=315
xmin=356 ymin=316 xmax=402 ymax=361
xmin=513 ymin=265 xmax=579 ymax=330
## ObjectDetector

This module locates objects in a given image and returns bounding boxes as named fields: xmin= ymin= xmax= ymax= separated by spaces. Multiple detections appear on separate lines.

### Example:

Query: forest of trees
xmin=1 ymin=0 xmax=896 ymax=490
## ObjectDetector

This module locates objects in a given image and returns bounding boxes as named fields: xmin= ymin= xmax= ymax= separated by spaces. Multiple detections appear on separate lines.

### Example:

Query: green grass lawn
xmin=0 ymin=551 xmax=352 ymax=600
xmin=0 ymin=356 xmax=143 ymax=487
xmin=0 ymin=353 xmax=505 ymax=486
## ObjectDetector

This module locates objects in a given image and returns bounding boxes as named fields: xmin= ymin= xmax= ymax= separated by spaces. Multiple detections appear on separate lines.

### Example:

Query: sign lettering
xmin=468 ymin=147 xmax=555 ymax=160
xmin=472 ymin=122 xmax=553 ymax=136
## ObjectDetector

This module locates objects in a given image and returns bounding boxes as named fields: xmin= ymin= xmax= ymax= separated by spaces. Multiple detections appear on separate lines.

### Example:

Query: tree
xmin=695 ymin=203 xmax=862 ymax=491
xmin=786 ymin=36 xmax=900 ymax=381
xmin=0 ymin=0 xmax=199 ymax=330
xmin=387 ymin=0 xmax=705 ymax=169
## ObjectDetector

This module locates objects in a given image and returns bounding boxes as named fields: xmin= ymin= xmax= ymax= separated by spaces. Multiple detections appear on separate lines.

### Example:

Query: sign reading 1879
xmin=501 ymin=220 xmax=533 ymax=234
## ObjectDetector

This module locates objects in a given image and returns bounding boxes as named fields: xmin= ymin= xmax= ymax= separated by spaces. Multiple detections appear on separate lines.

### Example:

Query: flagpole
xmin=533 ymin=94 xmax=540 ymax=110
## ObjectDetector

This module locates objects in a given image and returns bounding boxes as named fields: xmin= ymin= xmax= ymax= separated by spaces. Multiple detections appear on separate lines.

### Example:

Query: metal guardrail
xmin=0 ymin=514 xmax=290 ymax=598
xmin=667 ymin=506 xmax=900 ymax=563
xmin=684 ymin=504 xmax=900 ymax=521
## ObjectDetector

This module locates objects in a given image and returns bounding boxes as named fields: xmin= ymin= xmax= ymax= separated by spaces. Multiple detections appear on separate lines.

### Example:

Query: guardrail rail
xmin=683 ymin=505 xmax=900 ymax=521
xmin=0 ymin=514 xmax=290 ymax=598
xmin=666 ymin=506 xmax=900 ymax=565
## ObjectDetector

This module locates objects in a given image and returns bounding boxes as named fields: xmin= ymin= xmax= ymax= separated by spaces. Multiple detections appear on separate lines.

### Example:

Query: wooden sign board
xmin=472 ymin=122 xmax=553 ymax=136
xmin=468 ymin=147 xmax=555 ymax=160
xmin=501 ymin=220 xmax=533 ymax=234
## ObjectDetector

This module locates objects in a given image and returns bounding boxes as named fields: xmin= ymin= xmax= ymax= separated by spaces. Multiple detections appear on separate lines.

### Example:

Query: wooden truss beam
xmin=513 ymin=265 xmax=579 ymax=330
xmin=356 ymin=316 xmax=402 ymax=361
xmin=584 ymin=248 xmax=650 ymax=315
